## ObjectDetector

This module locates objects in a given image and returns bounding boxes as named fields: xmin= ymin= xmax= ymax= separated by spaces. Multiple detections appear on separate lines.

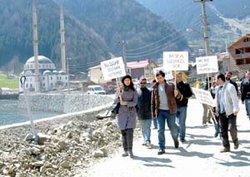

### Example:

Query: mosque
xmin=19 ymin=55 xmax=68 ymax=92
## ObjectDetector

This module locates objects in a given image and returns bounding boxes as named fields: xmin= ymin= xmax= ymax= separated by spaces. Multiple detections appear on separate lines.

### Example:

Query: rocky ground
xmin=0 ymin=114 xmax=123 ymax=177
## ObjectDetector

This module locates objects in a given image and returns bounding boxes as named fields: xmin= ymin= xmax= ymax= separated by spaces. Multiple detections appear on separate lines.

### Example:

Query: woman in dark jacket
xmin=115 ymin=75 xmax=138 ymax=158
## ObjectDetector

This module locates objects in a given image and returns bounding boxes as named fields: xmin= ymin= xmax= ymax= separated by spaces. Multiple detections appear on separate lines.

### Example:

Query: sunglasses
xmin=140 ymin=82 xmax=146 ymax=84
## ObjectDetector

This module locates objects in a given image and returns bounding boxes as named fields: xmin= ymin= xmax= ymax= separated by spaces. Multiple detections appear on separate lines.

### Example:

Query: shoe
xmin=157 ymin=149 xmax=165 ymax=155
xmin=208 ymin=120 xmax=212 ymax=124
xmin=220 ymin=147 xmax=230 ymax=153
xmin=146 ymin=142 xmax=153 ymax=149
xmin=128 ymin=150 xmax=134 ymax=158
xmin=234 ymin=140 xmax=239 ymax=149
xmin=122 ymin=151 xmax=128 ymax=157
xmin=174 ymin=140 xmax=179 ymax=148
xmin=180 ymin=139 xmax=186 ymax=143
xmin=214 ymin=132 xmax=219 ymax=138
xmin=142 ymin=142 xmax=146 ymax=146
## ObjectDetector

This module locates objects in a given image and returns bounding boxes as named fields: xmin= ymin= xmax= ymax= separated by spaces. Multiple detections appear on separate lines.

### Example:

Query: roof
xmin=127 ymin=59 xmax=150 ymax=69
xmin=26 ymin=55 xmax=54 ymax=64
xmin=228 ymin=33 xmax=250 ymax=49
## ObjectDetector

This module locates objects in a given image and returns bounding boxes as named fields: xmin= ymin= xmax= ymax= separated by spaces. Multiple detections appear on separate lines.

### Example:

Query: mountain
xmin=0 ymin=0 xmax=111 ymax=73
xmin=137 ymin=0 xmax=250 ymax=53
xmin=55 ymin=0 xmax=188 ymax=60
xmin=0 ymin=0 xmax=187 ymax=74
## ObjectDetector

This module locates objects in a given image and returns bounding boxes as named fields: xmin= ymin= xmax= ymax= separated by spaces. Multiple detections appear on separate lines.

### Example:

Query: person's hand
xmin=174 ymin=90 xmax=179 ymax=97
xmin=233 ymin=112 xmax=238 ymax=116
xmin=120 ymin=99 xmax=127 ymax=106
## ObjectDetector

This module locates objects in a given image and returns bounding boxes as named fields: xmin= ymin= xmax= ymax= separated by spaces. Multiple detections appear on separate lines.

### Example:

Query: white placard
xmin=163 ymin=51 xmax=189 ymax=71
xmin=153 ymin=67 xmax=173 ymax=81
xmin=196 ymin=55 xmax=218 ymax=74
xmin=101 ymin=57 xmax=126 ymax=81
xmin=192 ymin=87 xmax=216 ymax=107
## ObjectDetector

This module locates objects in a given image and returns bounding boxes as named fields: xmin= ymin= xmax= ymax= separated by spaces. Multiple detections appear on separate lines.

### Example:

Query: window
xmin=245 ymin=47 xmax=250 ymax=53
xmin=235 ymin=48 xmax=244 ymax=54
xmin=243 ymin=38 xmax=250 ymax=42
xmin=246 ymin=58 xmax=250 ymax=64
xmin=51 ymin=77 xmax=53 ymax=80
xmin=236 ymin=59 xmax=244 ymax=65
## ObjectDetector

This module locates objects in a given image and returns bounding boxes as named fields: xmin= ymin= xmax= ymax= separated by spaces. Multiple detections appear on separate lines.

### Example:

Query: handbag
xmin=111 ymin=102 xmax=120 ymax=114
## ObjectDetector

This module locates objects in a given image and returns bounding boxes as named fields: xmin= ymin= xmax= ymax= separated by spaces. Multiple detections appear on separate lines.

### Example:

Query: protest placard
xmin=163 ymin=51 xmax=189 ymax=71
xmin=153 ymin=67 xmax=173 ymax=81
xmin=196 ymin=55 xmax=218 ymax=74
xmin=192 ymin=87 xmax=216 ymax=107
xmin=101 ymin=57 xmax=126 ymax=81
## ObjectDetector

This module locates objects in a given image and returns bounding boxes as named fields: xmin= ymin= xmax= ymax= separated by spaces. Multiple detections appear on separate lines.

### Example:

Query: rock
xmin=60 ymin=161 xmax=71 ymax=169
xmin=24 ymin=133 xmax=33 ymax=142
xmin=33 ymin=161 xmax=44 ymax=167
xmin=43 ymin=161 xmax=53 ymax=168
xmin=58 ymin=141 xmax=68 ymax=151
xmin=65 ymin=132 xmax=72 ymax=139
xmin=37 ymin=133 xmax=51 ymax=145
xmin=0 ymin=160 xmax=4 ymax=168
xmin=93 ymin=150 xmax=104 ymax=158
xmin=30 ymin=147 xmax=41 ymax=155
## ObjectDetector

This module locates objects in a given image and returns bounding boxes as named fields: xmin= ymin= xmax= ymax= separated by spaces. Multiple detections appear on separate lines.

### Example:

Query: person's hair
xmin=216 ymin=73 xmax=225 ymax=82
xmin=152 ymin=79 xmax=156 ymax=83
xmin=140 ymin=78 xmax=146 ymax=83
xmin=121 ymin=75 xmax=135 ymax=91
xmin=225 ymin=71 xmax=232 ymax=75
xmin=156 ymin=70 xmax=165 ymax=78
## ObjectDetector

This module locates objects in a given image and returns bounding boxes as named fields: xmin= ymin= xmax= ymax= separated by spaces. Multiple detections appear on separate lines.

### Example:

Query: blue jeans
xmin=152 ymin=118 xmax=158 ymax=129
xmin=157 ymin=110 xmax=179 ymax=150
xmin=245 ymin=99 xmax=250 ymax=119
xmin=176 ymin=106 xmax=187 ymax=141
xmin=139 ymin=119 xmax=152 ymax=143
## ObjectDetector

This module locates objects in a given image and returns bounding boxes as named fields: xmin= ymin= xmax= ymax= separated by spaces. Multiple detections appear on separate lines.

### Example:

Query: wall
xmin=18 ymin=93 xmax=114 ymax=113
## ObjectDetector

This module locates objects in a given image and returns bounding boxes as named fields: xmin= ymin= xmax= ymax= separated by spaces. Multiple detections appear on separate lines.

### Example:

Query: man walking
xmin=241 ymin=71 xmax=250 ymax=119
xmin=225 ymin=71 xmax=239 ymax=95
xmin=151 ymin=70 xmax=180 ymax=155
xmin=215 ymin=73 xmax=239 ymax=152
xmin=175 ymin=72 xmax=193 ymax=142
xmin=137 ymin=78 xmax=152 ymax=148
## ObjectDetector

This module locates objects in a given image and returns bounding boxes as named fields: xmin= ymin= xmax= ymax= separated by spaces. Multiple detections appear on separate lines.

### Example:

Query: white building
xmin=19 ymin=55 xmax=69 ymax=92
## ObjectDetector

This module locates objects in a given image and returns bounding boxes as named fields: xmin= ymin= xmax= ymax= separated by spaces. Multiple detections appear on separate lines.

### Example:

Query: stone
xmin=60 ymin=161 xmax=71 ymax=169
xmin=37 ymin=133 xmax=51 ymax=145
xmin=33 ymin=161 xmax=44 ymax=167
xmin=30 ymin=147 xmax=41 ymax=155
xmin=93 ymin=150 xmax=104 ymax=158
xmin=65 ymin=132 xmax=72 ymax=139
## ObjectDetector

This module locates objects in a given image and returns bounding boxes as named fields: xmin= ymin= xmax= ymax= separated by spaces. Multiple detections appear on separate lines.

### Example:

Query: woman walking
xmin=115 ymin=75 xmax=138 ymax=158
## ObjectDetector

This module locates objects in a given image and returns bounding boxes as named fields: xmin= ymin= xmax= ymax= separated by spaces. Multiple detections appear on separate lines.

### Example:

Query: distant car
xmin=87 ymin=85 xmax=106 ymax=95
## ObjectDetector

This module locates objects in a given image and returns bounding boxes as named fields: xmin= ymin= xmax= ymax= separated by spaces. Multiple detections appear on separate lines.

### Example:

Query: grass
xmin=0 ymin=73 xmax=19 ymax=89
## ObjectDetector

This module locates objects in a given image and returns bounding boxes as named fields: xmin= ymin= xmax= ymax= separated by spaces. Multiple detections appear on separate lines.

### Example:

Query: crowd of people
xmin=113 ymin=70 xmax=250 ymax=158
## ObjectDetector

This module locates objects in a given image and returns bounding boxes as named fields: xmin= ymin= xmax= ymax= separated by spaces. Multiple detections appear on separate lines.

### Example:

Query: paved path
xmin=79 ymin=99 xmax=250 ymax=177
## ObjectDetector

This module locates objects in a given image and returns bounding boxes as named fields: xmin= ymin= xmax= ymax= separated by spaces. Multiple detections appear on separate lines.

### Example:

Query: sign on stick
xmin=163 ymin=51 xmax=189 ymax=71
xmin=196 ymin=55 xmax=218 ymax=74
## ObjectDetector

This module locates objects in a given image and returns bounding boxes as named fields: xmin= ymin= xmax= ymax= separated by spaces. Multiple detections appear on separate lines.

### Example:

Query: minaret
xmin=60 ymin=7 xmax=66 ymax=72
xmin=32 ymin=0 xmax=40 ymax=92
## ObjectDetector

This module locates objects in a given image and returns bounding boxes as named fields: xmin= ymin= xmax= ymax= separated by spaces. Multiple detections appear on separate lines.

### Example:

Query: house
xmin=88 ymin=59 xmax=158 ymax=84
xmin=228 ymin=33 xmax=250 ymax=76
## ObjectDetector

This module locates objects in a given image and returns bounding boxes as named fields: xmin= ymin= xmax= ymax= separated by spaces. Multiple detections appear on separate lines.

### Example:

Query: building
xmin=19 ymin=55 xmax=69 ymax=92
xmin=228 ymin=33 xmax=250 ymax=76
xmin=88 ymin=59 xmax=158 ymax=84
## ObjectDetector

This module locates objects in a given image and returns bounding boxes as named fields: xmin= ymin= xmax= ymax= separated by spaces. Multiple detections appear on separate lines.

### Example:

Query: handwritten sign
xmin=196 ymin=55 xmax=218 ymax=74
xmin=192 ymin=87 xmax=216 ymax=107
xmin=163 ymin=51 xmax=189 ymax=71
xmin=153 ymin=67 xmax=173 ymax=81
xmin=101 ymin=57 xmax=126 ymax=81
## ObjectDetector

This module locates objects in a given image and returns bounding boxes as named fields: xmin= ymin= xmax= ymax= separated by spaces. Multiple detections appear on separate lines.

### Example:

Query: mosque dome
xmin=24 ymin=55 xmax=56 ymax=71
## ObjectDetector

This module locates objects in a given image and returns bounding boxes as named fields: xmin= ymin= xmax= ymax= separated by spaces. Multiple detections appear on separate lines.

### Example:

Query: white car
xmin=87 ymin=85 xmax=106 ymax=95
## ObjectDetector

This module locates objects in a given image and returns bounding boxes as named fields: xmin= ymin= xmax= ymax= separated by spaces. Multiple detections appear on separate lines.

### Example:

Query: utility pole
xmin=194 ymin=0 xmax=212 ymax=56
xmin=121 ymin=40 xmax=128 ymax=74
xmin=32 ymin=0 xmax=40 ymax=92
xmin=60 ymin=6 xmax=66 ymax=73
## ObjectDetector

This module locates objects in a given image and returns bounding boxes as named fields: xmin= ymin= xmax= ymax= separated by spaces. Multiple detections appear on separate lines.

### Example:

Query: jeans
xmin=139 ymin=119 xmax=152 ymax=143
xmin=176 ymin=106 xmax=187 ymax=141
xmin=152 ymin=118 xmax=158 ymax=129
xmin=157 ymin=110 xmax=179 ymax=150
xmin=219 ymin=113 xmax=238 ymax=148
xmin=245 ymin=99 xmax=250 ymax=119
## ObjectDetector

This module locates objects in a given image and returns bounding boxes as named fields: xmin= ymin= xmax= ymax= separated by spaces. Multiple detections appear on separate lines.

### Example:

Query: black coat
xmin=137 ymin=87 xmax=151 ymax=119
xmin=176 ymin=81 xmax=193 ymax=107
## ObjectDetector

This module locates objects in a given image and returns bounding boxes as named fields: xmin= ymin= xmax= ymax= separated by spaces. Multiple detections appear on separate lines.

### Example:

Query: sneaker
xmin=142 ymin=142 xmax=146 ymax=146
xmin=220 ymin=147 xmax=230 ymax=153
xmin=146 ymin=142 xmax=153 ymax=149
xmin=122 ymin=151 xmax=128 ymax=157
xmin=174 ymin=140 xmax=179 ymax=148
xmin=157 ymin=149 xmax=165 ymax=155
xmin=180 ymin=139 xmax=186 ymax=143
xmin=234 ymin=140 xmax=239 ymax=149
